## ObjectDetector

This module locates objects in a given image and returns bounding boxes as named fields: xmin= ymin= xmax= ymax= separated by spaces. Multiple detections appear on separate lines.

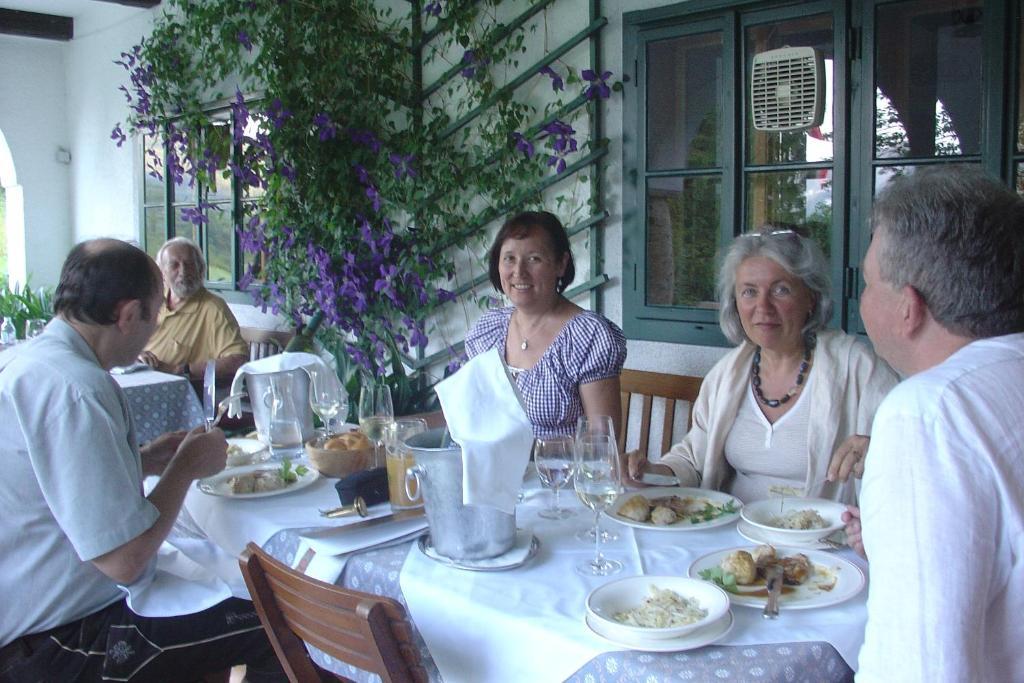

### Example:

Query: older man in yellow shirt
xmin=138 ymin=237 xmax=248 ymax=382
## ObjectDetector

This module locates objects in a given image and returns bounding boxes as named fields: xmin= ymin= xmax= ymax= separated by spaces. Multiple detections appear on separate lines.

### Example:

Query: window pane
xmin=874 ymin=162 xmax=979 ymax=197
xmin=1017 ymin=0 xmax=1024 ymax=153
xmin=172 ymin=207 xmax=200 ymax=245
xmin=746 ymin=14 xmax=834 ymax=165
xmin=1016 ymin=162 xmax=1024 ymax=196
xmin=143 ymin=135 xmax=164 ymax=204
xmin=745 ymin=169 xmax=832 ymax=256
xmin=646 ymin=175 xmax=721 ymax=307
xmin=144 ymin=206 xmax=166 ymax=258
xmin=646 ymin=31 xmax=723 ymax=171
xmin=242 ymin=114 xmax=268 ymax=199
xmin=205 ymin=117 xmax=233 ymax=202
xmin=206 ymin=202 xmax=234 ymax=284
xmin=170 ymin=158 xmax=197 ymax=204
xmin=875 ymin=0 xmax=982 ymax=159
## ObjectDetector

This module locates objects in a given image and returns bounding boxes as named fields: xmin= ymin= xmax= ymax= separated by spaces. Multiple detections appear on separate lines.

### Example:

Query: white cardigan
xmin=660 ymin=330 xmax=899 ymax=504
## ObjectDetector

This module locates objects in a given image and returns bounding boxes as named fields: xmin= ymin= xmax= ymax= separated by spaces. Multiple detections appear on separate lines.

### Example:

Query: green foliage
xmin=0 ymin=278 xmax=54 ymax=339
xmin=115 ymin=0 xmax=614 ymax=414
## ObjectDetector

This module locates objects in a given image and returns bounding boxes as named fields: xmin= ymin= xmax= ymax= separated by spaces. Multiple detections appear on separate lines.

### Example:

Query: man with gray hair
xmin=139 ymin=237 xmax=248 ymax=381
xmin=856 ymin=166 xmax=1024 ymax=681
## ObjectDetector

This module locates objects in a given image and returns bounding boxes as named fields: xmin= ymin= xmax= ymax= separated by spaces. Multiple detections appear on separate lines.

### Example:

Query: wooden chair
xmin=619 ymin=369 xmax=703 ymax=459
xmin=240 ymin=327 xmax=293 ymax=361
xmin=239 ymin=542 xmax=427 ymax=683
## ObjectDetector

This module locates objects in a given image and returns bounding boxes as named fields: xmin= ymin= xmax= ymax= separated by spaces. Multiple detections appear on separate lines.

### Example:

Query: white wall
xmin=0 ymin=35 xmax=71 ymax=288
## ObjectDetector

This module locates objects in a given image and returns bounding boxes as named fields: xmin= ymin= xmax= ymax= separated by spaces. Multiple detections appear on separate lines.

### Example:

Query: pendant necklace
xmin=512 ymin=309 xmax=549 ymax=351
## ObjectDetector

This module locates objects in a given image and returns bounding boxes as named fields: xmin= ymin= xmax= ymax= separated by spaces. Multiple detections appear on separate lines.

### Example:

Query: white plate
xmin=225 ymin=438 xmax=270 ymax=467
xmin=586 ymin=575 xmax=731 ymax=640
xmin=197 ymin=462 xmax=319 ymax=498
xmin=736 ymin=519 xmax=844 ymax=551
xmin=606 ymin=487 xmax=743 ymax=531
xmin=688 ymin=546 xmax=865 ymax=610
xmin=418 ymin=530 xmax=539 ymax=571
xmin=585 ymin=610 xmax=734 ymax=652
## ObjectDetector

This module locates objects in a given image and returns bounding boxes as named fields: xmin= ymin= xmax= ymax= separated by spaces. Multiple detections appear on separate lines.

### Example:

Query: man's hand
xmin=843 ymin=505 xmax=867 ymax=559
xmin=140 ymin=430 xmax=187 ymax=477
xmin=137 ymin=350 xmax=183 ymax=375
xmin=173 ymin=426 xmax=228 ymax=480
xmin=826 ymin=434 xmax=870 ymax=482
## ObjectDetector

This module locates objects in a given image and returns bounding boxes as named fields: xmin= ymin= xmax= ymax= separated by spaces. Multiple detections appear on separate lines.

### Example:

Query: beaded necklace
xmin=751 ymin=336 xmax=815 ymax=408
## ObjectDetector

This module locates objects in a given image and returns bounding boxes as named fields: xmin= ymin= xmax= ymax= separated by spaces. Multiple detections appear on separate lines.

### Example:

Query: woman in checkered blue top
xmin=465 ymin=211 xmax=626 ymax=438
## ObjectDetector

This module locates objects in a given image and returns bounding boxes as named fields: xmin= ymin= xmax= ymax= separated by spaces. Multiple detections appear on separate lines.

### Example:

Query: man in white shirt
xmin=856 ymin=167 xmax=1024 ymax=681
xmin=0 ymin=239 xmax=285 ymax=682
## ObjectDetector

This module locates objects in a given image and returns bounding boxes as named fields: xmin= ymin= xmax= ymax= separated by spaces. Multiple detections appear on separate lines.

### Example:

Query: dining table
xmin=176 ymin=459 xmax=867 ymax=683
xmin=112 ymin=367 xmax=206 ymax=444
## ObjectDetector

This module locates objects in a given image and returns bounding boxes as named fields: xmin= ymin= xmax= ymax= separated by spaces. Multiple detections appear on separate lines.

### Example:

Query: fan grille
xmin=751 ymin=47 xmax=824 ymax=132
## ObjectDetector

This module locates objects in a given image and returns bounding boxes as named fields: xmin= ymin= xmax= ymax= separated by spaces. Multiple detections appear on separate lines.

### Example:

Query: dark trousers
xmin=0 ymin=597 xmax=287 ymax=683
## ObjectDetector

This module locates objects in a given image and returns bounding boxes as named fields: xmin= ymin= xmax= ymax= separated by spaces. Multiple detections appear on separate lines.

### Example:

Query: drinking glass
xmin=574 ymin=415 xmax=620 ymax=542
xmin=574 ymin=433 xmax=623 ymax=576
xmin=309 ymin=367 xmax=347 ymax=437
xmin=385 ymin=417 xmax=428 ymax=509
xmin=25 ymin=319 xmax=46 ymax=339
xmin=534 ymin=436 xmax=576 ymax=519
xmin=358 ymin=381 xmax=394 ymax=468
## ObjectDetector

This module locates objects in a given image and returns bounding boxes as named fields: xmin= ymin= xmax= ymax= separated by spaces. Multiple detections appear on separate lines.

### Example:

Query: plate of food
xmin=607 ymin=487 xmax=742 ymax=531
xmin=688 ymin=544 xmax=865 ymax=610
xmin=198 ymin=459 xmax=319 ymax=498
xmin=586 ymin=576 xmax=731 ymax=641
xmin=739 ymin=497 xmax=846 ymax=545
xmin=225 ymin=438 xmax=271 ymax=468
xmin=736 ymin=519 xmax=846 ymax=551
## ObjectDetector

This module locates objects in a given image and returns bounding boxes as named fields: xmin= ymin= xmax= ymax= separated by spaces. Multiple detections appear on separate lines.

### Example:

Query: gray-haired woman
xmin=629 ymin=225 xmax=898 ymax=505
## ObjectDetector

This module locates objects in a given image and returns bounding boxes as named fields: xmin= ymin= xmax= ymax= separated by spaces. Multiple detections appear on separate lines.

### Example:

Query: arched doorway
xmin=0 ymin=128 xmax=25 ymax=285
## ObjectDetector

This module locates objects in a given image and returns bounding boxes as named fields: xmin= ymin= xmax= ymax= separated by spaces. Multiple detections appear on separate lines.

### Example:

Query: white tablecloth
xmin=399 ymin=481 xmax=868 ymax=683
xmin=113 ymin=369 xmax=205 ymax=444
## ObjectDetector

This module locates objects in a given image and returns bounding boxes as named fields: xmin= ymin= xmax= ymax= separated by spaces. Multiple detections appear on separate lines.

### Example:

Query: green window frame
xmin=623 ymin=0 xmax=1016 ymax=346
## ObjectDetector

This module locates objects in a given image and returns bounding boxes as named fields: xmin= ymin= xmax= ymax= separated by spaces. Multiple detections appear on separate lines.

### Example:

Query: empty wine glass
xmin=358 ymin=380 xmax=394 ymax=468
xmin=309 ymin=367 xmax=347 ymax=438
xmin=574 ymin=432 xmax=623 ymax=576
xmin=534 ymin=436 xmax=576 ymax=519
xmin=25 ymin=319 xmax=46 ymax=339
xmin=574 ymin=415 xmax=620 ymax=543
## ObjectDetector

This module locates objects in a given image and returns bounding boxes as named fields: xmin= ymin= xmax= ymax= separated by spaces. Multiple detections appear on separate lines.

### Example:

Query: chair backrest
xmin=239 ymin=542 xmax=427 ymax=683
xmin=240 ymin=327 xmax=293 ymax=362
xmin=619 ymin=369 xmax=703 ymax=459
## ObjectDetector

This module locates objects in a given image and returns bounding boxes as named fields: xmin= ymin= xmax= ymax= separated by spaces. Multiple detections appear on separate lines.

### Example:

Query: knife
xmin=763 ymin=564 xmax=783 ymax=619
xmin=203 ymin=361 xmax=216 ymax=431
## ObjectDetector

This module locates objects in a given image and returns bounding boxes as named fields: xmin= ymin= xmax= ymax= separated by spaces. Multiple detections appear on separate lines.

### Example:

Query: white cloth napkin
xmin=293 ymin=517 xmax=428 ymax=583
xmin=433 ymin=348 xmax=534 ymax=514
xmin=226 ymin=351 xmax=340 ymax=418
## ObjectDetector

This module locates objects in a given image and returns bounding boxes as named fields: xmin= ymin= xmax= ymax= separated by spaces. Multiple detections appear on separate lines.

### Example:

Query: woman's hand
xmin=843 ymin=505 xmax=867 ymax=559
xmin=621 ymin=449 xmax=674 ymax=487
xmin=826 ymin=434 xmax=870 ymax=482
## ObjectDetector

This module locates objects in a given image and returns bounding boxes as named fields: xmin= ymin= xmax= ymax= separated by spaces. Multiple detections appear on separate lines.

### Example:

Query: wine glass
xmin=358 ymin=380 xmax=394 ymax=468
xmin=25 ymin=319 xmax=46 ymax=339
xmin=309 ymin=367 xmax=347 ymax=438
xmin=534 ymin=436 xmax=576 ymax=519
xmin=574 ymin=415 xmax=620 ymax=543
xmin=573 ymin=432 xmax=623 ymax=576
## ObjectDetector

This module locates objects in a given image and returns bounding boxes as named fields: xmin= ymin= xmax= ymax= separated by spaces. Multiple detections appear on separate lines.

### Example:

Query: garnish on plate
xmin=278 ymin=457 xmax=309 ymax=484
xmin=687 ymin=499 xmax=738 ymax=524
xmin=697 ymin=567 xmax=739 ymax=594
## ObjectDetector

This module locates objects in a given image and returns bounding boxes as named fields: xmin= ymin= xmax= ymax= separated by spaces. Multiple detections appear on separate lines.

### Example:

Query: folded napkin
xmin=433 ymin=348 xmax=534 ymax=514
xmin=226 ymin=351 xmax=340 ymax=418
xmin=293 ymin=516 xmax=428 ymax=583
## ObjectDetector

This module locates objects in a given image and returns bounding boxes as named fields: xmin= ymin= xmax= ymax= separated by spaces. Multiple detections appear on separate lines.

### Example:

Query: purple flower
xmin=460 ymin=49 xmax=490 ymax=80
xmin=539 ymin=65 xmax=564 ymax=91
xmin=265 ymin=98 xmax=292 ymax=129
xmin=582 ymin=69 xmax=613 ymax=100
xmin=511 ymin=131 xmax=533 ymax=159
xmin=111 ymin=124 xmax=127 ymax=147
xmin=231 ymin=89 xmax=250 ymax=144
xmin=237 ymin=30 xmax=252 ymax=52
xmin=349 ymin=128 xmax=382 ymax=153
xmin=388 ymin=152 xmax=417 ymax=180
xmin=312 ymin=112 xmax=336 ymax=141
xmin=424 ymin=1 xmax=442 ymax=16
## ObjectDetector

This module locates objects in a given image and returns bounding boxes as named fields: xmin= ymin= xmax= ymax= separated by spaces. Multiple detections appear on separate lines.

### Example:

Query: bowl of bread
xmin=305 ymin=429 xmax=375 ymax=478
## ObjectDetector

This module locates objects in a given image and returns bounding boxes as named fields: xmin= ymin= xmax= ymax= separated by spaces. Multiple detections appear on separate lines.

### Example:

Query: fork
xmin=763 ymin=565 xmax=783 ymax=619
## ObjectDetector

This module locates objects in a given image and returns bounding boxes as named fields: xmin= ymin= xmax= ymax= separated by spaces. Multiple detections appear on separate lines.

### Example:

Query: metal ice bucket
xmin=243 ymin=369 xmax=316 ymax=445
xmin=405 ymin=428 xmax=516 ymax=560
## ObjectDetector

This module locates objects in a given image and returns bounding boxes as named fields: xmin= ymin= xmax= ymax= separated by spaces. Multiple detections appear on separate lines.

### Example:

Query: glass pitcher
xmin=263 ymin=373 xmax=304 ymax=460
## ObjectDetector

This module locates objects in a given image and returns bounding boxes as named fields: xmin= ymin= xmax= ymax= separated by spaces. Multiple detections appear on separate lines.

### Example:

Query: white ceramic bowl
xmin=739 ymin=497 xmax=846 ymax=545
xmin=585 ymin=576 xmax=730 ymax=641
